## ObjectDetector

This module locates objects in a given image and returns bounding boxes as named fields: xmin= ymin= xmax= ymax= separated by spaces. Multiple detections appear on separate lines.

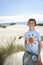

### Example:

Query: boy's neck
xmin=29 ymin=28 xmax=35 ymax=31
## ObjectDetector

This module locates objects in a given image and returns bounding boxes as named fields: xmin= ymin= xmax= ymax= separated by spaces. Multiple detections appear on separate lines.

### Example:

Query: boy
xmin=23 ymin=18 xmax=41 ymax=65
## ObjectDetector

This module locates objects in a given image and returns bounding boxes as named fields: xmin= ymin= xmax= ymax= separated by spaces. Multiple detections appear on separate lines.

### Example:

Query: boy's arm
xmin=24 ymin=39 xmax=27 ymax=51
xmin=38 ymin=41 xmax=42 ymax=60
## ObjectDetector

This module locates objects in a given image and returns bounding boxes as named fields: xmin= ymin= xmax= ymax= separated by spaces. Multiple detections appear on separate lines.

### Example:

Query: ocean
xmin=0 ymin=22 xmax=27 ymax=26
xmin=0 ymin=21 xmax=43 ymax=26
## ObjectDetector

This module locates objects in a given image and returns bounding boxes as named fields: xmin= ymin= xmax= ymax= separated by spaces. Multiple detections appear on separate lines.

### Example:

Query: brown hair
xmin=27 ymin=18 xmax=36 ymax=26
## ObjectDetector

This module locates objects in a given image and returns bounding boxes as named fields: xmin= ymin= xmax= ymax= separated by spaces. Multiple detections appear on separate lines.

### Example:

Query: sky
xmin=0 ymin=0 xmax=43 ymax=23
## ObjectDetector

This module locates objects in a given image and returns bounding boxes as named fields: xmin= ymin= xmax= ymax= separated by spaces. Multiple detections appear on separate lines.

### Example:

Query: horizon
xmin=0 ymin=21 xmax=43 ymax=26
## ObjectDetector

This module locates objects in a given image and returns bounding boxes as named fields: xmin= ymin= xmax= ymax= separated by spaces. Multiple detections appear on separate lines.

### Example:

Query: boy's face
xmin=28 ymin=21 xmax=35 ymax=30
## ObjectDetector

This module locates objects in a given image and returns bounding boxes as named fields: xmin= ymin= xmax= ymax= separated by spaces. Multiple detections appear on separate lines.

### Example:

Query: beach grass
xmin=0 ymin=42 xmax=24 ymax=65
xmin=10 ymin=23 xmax=16 ymax=25
xmin=41 ymin=36 xmax=43 ymax=41
xmin=41 ymin=36 xmax=43 ymax=48
xmin=0 ymin=25 xmax=6 ymax=28
xmin=18 ymin=36 xmax=23 ymax=39
xmin=37 ymin=24 xmax=43 ymax=26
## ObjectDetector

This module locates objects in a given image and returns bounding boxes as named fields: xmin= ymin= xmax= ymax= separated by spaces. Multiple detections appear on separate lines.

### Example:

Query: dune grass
xmin=41 ymin=36 xmax=43 ymax=48
xmin=41 ymin=36 xmax=43 ymax=41
xmin=0 ymin=25 xmax=6 ymax=28
xmin=0 ymin=42 xmax=24 ymax=65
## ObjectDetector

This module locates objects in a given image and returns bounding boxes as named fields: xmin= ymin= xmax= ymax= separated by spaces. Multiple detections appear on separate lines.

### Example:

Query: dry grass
xmin=0 ymin=42 xmax=24 ymax=65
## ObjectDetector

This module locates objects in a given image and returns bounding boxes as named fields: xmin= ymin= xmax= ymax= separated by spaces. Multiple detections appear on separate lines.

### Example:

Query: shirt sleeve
xmin=37 ymin=33 xmax=41 ymax=42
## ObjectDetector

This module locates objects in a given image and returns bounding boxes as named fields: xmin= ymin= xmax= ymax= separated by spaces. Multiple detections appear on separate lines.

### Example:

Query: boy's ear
xmin=35 ymin=22 xmax=36 ymax=26
xmin=27 ymin=23 xmax=28 ymax=26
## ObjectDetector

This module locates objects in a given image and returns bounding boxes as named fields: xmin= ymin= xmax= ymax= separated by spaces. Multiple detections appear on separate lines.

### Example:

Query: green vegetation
xmin=10 ymin=23 xmax=16 ymax=25
xmin=42 ymin=43 xmax=43 ymax=48
xmin=0 ymin=23 xmax=43 ymax=28
xmin=36 ymin=24 xmax=43 ymax=26
xmin=0 ymin=25 xmax=6 ymax=28
xmin=41 ymin=36 xmax=43 ymax=41
xmin=0 ymin=23 xmax=16 ymax=28
xmin=18 ymin=36 xmax=23 ymax=39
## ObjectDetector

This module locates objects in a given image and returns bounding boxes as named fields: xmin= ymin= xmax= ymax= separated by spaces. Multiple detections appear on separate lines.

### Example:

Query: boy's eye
xmin=29 ymin=23 xmax=35 ymax=24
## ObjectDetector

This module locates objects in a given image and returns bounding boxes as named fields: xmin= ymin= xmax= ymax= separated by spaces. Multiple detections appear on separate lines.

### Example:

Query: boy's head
xmin=27 ymin=18 xmax=36 ymax=30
